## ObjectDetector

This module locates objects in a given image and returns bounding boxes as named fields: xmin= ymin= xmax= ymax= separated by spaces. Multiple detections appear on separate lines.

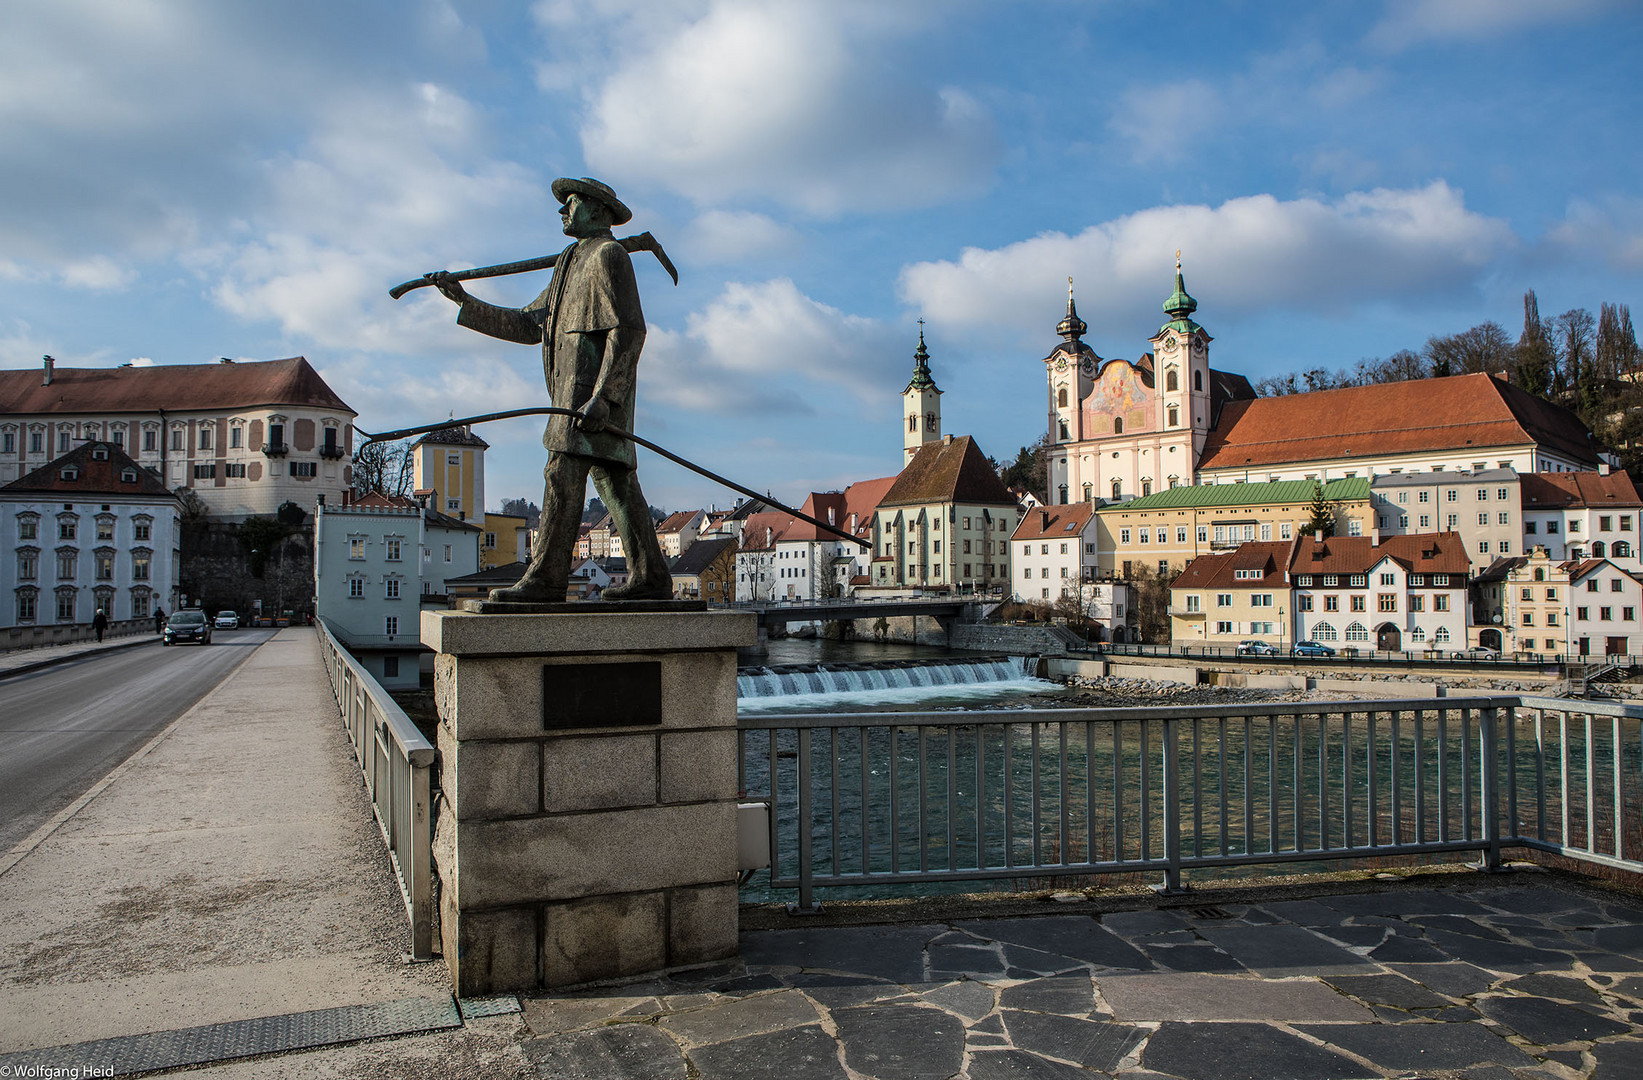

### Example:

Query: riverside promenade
xmin=0 ymin=630 xmax=1640 ymax=1077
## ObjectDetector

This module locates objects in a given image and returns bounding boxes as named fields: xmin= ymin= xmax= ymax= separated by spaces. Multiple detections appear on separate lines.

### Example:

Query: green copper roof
xmin=1111 ymin=477 xmax=1370 ymax=512
xmin=1159 ymin=263 xmax=1203 ymax=336
xmin=904 ymin=328 xmax=941 ymax=393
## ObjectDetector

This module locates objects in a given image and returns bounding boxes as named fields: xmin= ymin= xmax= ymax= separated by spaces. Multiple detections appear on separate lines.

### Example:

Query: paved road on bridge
xmin=0 ymin=628 xmax=275 ymax=851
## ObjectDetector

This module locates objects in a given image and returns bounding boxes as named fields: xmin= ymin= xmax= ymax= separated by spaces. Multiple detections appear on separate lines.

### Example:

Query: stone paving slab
xmin=515 ymin=877 xmax=1643 ymax=1080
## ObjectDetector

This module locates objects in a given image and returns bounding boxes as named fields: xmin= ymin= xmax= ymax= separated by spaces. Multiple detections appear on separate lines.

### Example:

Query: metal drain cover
xmin=0 ymin=995 xmax=462 ymax=1076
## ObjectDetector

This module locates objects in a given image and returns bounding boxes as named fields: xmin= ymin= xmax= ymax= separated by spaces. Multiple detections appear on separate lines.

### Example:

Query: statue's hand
xmin=578 ymin=397 xmax=610 ymax=433
xmin=426 ymin=271 xmax=469 ymax=304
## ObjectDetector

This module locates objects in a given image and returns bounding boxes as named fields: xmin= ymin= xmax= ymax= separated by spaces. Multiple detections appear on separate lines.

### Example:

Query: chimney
xmin=1040 ymin=509 xmax=1049 ymax=531
xmin=1600 ymin=462 xmax=1611 ymax=476
xmin=42 ymin=354 xmax=54 ymax=386
xmin=1315 ymin=529 xmax=1324 ymax=542
xmin=1371 ymin=527 xmax=1380 ymax=546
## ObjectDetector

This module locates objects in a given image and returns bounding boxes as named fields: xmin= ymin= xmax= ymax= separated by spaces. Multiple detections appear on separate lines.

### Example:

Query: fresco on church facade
xmin=1081 ymin=360 xmax=1156 ymax=437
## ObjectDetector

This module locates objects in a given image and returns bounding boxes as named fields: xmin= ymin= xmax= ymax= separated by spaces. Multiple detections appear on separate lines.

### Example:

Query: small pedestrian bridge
xmin=734 ymin=597 xmax=997 ymax=652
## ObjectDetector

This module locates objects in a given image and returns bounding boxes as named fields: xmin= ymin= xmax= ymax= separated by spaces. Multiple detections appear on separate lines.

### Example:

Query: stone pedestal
xmin=422 ymin=608 xmax=756 ymax=995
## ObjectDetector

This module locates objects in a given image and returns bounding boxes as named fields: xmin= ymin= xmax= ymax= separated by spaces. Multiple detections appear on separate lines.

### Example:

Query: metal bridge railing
xmin=739 ymin=696 xmax=1643 ymax=911
xmin=315 ymin=620 xmax=436 ymax=959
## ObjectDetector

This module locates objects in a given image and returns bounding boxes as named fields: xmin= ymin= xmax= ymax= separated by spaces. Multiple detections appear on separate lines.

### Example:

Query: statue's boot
xmin=487 ymin=576 xmax=566 ymax=603
xmin=601 ymin=575 xmax=673 ymax=601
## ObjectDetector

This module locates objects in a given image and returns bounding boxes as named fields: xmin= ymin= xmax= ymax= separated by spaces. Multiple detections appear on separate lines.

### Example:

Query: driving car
xmin=1292 ymin=640 xmax=1336 ymax=657
xmin=1236 ymin=640 xmax=1279 ymax=655
xmin=213 ymin=610 xmax=239 ymax=629
xmin=163 ymin=609 xmax=213 ymax=646
xmin=1456 ymin=646 xmax=1500 ymax=660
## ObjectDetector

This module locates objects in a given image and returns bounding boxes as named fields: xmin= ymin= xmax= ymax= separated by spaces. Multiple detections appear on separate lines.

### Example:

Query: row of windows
xmin=13 ymin=519 xmax=153 ymax=543
xmin=1302 ymin=623 xmax=1453 ymax=644
xmin=15 ymin=586 xmax=155 ymax=623
xmin=17 ymin=551 xmax=151 ymax=581
xmin=1296 ymin=593 xmax=1452 ymax=613
xmin=1295 ymin=574 xmax=1454 ymax=588
xmin=1 ymin=422 xmax=343 ymax=455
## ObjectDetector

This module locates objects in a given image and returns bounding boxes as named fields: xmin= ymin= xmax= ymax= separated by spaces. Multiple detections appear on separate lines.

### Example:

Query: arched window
xmin=1194 ymin=370 xmax=1203 ymax=392
xmin=1345 ymin=622 xmax=1369 ymax=642
xmin=908 ymin=414 xmax=917 ymax=432
xmin=1434 ymin=626 xmax=1451 ymax=644
xmin=1141 ymin=480 xmax=1152 ymax=497
xmin=1314 ymin=622 xmax=1337 ymax=642
xmin=926 ymin=412 xmax=937 ymax=431
xmin=1534 ymin=567 xmax=1545 ymax=580
xmin=1058 ymin=484 xmax=1069 ymax=504
xmin=1057 ymin=387 xmax=1068 ymax=408
xmin=1593 ymin=541 xmax=1606 ymax=558
xmin=1082 ymin=482 xmax=1093 ymax=502
xmin=1058 ymin=420 xmax=1070 ymax=440
xmin=1167 ymin=405 xmax=1179 ymax=427
xmin=1615 ymin=541 xmax=1632 ymax=558
xmin=1410 ymin=626 xmax=1427 ymax=642
xmin=1113 ymin=416 xmax=1124 ymax=435
xmin=1166 ymin=369 xmax=1178 ymax=392
xmin=1112 ymin=480 xmax=1122 ymax=500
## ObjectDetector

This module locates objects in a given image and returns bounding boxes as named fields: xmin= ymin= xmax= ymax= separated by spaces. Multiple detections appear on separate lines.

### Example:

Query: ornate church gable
xmin=1083 ymin=360 xmax=1155 ymax=438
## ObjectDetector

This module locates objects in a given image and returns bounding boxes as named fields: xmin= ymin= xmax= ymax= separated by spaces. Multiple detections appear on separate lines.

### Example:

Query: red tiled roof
xmin=1 ymin=441 xmax=172 ymax=498
xmin=1 ymin=357 xmax=354 ymax=416
xmin=1011 ymin=502 xmax=1098 ymax=542
xmin=1197 ymin=373 xmax=1602 ymax=472
xmin=1290 ymin=532 xmax=1471 ymax=576
xmin=1173 ymin=541 xmax=1292 ymax=590
xmin=737 ymin=511 xmax=793 ymax=552
xmin=880 ymin=436 xmax=1015 ymax=508
xmin=785 ymin=475 xmax=897 ymax=542
xmin=657 ymin=510 xmax=701 ymax=533
xmin=1519 ymin=471 xmax=1643 ymax=510
xmin=348 ymin=492 xmax=418 ymax=509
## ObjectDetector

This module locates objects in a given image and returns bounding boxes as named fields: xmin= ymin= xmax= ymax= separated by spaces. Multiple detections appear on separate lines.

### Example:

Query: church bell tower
xmin=902 ymin=324 xmax=942 ymax=466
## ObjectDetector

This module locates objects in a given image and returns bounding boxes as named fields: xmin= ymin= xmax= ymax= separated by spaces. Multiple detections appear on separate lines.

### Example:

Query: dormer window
xmin=121 ymin=468 xmax=138 ymax=483
xmin=91 ymin=446 xmax=108 ymax=461
xmin=60 ymin=466 xmax=79 ymax=481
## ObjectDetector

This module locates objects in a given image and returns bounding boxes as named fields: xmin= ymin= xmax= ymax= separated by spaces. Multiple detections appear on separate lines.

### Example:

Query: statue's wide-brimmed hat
xmin=551 ymin=177 xmax=632 ymax=227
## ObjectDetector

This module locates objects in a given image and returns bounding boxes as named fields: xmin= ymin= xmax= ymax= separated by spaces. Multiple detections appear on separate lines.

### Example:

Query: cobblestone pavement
xmin=521 ymin=879 xmax=1643 ymax=1080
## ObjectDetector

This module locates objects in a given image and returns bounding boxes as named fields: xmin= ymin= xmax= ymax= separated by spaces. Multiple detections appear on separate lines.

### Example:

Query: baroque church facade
xmin=1044 ymin=263 xmax=1609 ymax=504
xmin=1045 ymin=265 xmax=1254 ymax=507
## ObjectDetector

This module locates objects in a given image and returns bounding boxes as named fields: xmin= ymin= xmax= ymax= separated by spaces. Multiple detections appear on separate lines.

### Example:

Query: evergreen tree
xmin=1513 ymin=290 xmax=1556 ymax=397
xmin=1304 ymin=482 xmax=1337 ymax=539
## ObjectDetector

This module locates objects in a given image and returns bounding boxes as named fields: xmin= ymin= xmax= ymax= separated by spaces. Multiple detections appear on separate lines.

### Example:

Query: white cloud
xmin=555 ymin=0 xmax=997 ymax=214
xmin=129 ymin=357 xmax=156 ymax=367
xmin=203 ymin=86 xmax=544 ymax=355
xmin=897 ymin=182 xmax=1516 ymax=345
xmin=59 ymin=256 xmax=136 ymax=291
xmin=641 ymin=278 xmax=905 ymax=418
xmin=684 ymin=211 xmax=799 ymax=264
xmin=1109 ymin=81 xmax=1224 ymax=165
xmin=1545 ymin=197 xmax=1643 ymax=271
xmin=1366 ymin=0 xmax=1614 ymax=52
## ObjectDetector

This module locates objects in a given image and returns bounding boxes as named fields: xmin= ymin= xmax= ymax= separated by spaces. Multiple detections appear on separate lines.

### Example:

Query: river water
xmin=741 ymin=638 xmax=1066 ymax=714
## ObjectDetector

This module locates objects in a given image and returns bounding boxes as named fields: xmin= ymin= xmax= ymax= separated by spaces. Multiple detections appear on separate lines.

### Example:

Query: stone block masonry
xmin=424 ymin=608 xmax=756 ymax=995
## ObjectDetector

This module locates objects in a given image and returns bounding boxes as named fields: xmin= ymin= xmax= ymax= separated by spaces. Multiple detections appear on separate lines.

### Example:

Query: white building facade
xmin=0 ymin=356 xmax=356 ymax=519
xmin=2 ymin=442 xmax=181 ymax=633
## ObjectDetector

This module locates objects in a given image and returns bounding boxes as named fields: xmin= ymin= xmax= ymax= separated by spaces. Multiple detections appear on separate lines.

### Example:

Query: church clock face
xmin=1080 ymin=356 xmax=1096 ymax=378
xmin=1191 ymin=337 xmax=1206 ymax=357
xmin=1162 ymin=336 xmax=1178 ymax=354
xmin=1055 ymin=357 xmax=1068 ymax=372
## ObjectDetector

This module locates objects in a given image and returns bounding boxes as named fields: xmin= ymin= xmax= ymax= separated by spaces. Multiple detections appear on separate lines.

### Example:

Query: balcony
xmin=319 ymin=444 xmax=347 ymax=460
xmin=262 ymin=442 xmax=290 ymax=458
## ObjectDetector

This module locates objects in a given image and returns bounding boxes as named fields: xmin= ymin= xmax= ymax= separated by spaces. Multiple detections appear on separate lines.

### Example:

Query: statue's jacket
xmin=456 ymin=231 xmax=645 ymax=468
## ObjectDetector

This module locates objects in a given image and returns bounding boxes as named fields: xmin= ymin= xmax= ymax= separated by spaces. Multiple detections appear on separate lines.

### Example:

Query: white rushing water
xmin=736 ymin=656 xmax=1059 ymax=713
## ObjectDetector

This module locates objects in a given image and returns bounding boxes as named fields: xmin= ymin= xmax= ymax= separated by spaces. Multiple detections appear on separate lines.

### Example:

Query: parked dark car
xmin=163 ymin=609 xmax=213 ymax=646
xmin=1292 ymin=640 xmax=1336 ymax=657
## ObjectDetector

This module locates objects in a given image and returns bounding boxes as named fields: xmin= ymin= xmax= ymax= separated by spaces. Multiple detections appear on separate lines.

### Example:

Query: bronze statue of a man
xmin=428 ymin=178 xmax=671 ymax=602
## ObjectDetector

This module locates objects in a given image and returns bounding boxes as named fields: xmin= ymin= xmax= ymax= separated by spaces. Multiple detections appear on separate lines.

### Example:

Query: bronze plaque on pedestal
xmin=543 ymin=661 xmax=662 ymax=729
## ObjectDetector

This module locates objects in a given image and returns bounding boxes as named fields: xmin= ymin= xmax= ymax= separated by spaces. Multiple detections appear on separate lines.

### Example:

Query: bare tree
xmin=1423 ymin=322 xmax=1514 ymax=377
xmin=352 ymin=439 xmax=414 ymax=500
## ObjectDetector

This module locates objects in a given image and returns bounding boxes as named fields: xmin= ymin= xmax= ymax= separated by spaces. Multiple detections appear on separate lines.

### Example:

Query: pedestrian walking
xmin=153 ymin=606 xmax=166 ymax=634
xmin=93 ymin=608 xmax=108 ymax=643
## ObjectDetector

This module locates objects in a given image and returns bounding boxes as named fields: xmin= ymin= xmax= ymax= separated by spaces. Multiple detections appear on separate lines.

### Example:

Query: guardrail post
xmin=788 ymin=727 xmax=822 ymax=915
xmin=1478 ymin=706 xmax=1503 ymax=872
xmin=1154 ymin=716 xmax=1189 ymax=895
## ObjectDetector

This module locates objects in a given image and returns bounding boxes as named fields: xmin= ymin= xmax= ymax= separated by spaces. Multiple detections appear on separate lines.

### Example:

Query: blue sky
xmin=4 ymin=0 xmax=1641 ymax=513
